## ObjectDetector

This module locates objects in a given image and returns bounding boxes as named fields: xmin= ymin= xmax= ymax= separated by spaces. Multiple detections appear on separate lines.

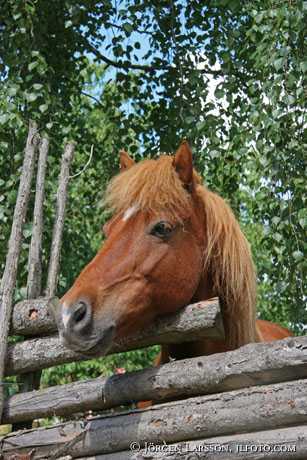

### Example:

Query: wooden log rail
xmin=76 ymin=426 xmax=307 ymax=460
xmin=3 ymin=336 xmax=307 ymax=424
xmin=10 ymin=297 xmax=57 ymax=337
xmin=6 ymin=299 xmax=223 ymax=376
xmin=1 ymin=378 xmax=307 ymax=459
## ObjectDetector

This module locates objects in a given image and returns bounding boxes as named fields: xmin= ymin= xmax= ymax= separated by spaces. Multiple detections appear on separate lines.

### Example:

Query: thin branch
xmin=69 ymin=145 xmax=94 ymax=179
xmin=81 ymin=91 xmax=104 ymax=108
xmin=105 ymin=21 xmax=152 ymax=36
xmin=85 ymin=40 xmax=169 ymax=72
xmin=82 ymin=36 xmax=230 ymax=78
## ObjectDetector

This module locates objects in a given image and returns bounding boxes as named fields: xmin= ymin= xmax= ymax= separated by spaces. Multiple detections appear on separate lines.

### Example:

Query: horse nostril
xmin=69 ymin=300 xmax=92 ymax=333
xmin=73 ymin=302 xmax=87 ymax=323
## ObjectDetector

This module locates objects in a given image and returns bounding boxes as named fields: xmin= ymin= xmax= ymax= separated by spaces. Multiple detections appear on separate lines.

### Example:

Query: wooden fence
xmin=0 ymin=123 xmax=306 ymax=459
xmin=1 ymin=303 xmax=307 ymax=459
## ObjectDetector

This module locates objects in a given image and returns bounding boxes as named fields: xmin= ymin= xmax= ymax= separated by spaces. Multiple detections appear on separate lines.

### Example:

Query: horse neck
xmin=164 ymin=268 xmax=263 ymax=363
xmin=164 ymin=272 xmax=223 ymax=362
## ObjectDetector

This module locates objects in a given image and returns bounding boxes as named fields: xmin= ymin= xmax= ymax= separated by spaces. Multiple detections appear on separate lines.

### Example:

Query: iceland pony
xmin=54 ymin=141 xmax=291 ymax=366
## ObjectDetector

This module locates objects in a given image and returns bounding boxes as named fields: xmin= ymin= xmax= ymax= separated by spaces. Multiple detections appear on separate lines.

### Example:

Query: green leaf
xmin=274 ymin=58 xmax=284 ymax=71
xmin=23 ymin=228 xmax=32 ymax=239
xmin=28 ymin=61 xmax=39 ymax=71
xmin=293 ymin=250 xmax=303 ymax=261
xmin=272 ymin=216 xmax=280 ymax=225
xmin=0 ymin=114 xmax=9 ymax=125
xmin=214 ymin=88 xmax=224 ymax=99
xmin=39 ymin=104 xmax=48 ymax=113
xmin=25 ymin=92 xmax=38 ymax=102
xmin=33 ymin=83 xmax=43 ymax=90
xmin=273 ymin=232 xmax=283 ymax=242
xmin=123 ymin=23 xmax=133 ymax=34
xmin=254 ymin=13 xmax=264 ymax=24
xmin=7 ymin=86 xmax=18 ymax=96
xmin=299 ymin=61 xmax=307 ymax=73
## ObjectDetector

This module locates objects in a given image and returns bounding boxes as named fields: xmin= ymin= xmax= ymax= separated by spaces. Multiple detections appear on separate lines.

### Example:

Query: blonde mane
xmin=105 ymin=155 xmax=257 ymax=348
xmin=105 ymin=155 xmax=199 ymax=222
xmin=196 ymin=186 xmax=257 ymax=347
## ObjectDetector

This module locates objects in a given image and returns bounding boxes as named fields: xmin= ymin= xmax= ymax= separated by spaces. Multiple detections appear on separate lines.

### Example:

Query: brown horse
xmin=53 ymin=141 xmax=291 ymax=364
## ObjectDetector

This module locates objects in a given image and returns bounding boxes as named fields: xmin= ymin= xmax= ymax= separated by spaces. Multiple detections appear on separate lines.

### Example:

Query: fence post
xmin=14 ymin=135 xmax=49 ymax=430
xmin=46 ymin=142 xmax=75 ymax=297
xmin=0 ymin=121 xmax=39 ymax=421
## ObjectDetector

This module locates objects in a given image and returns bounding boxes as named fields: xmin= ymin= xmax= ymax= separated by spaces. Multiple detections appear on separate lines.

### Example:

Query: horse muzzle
xmin=50 ymin=298 xmax=116 ymax=356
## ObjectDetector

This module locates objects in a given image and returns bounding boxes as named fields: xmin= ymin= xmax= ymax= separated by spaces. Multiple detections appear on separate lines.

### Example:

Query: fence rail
xmin=74 ymin=426 xmax=307 ymax=460
xmin=2 ymin=379 xmax=307 ymax=459
xmin=10 ymin=297 xmax=57 ymax=337
xmin=6 ymin=299 xmax=223 ymax=376
xmin=3 ymin=335 xmax=307 ymax=424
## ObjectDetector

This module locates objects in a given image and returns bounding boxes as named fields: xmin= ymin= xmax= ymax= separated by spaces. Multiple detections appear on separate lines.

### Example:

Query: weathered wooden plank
xmin=74 ymin=426 xmax=307 ymax=460
xmin=10 ymin=297 xmax=221 ymax=338
xmin=26 ymin=136 xmax=49 ymax=301
xmin=5 ymin=299 xmax=223 ymax=376
xmin=46 ymin=141 xmax=75 ymax=297
xmin=3 ymin=336 xmax=307 ymax=424
xmin=0 ymin=121 xmax=39 ymax=421
xmin=15 ymin=135 xmax=50 ymax=429
xmin=1 ymin=379 xmax=307 ymax=459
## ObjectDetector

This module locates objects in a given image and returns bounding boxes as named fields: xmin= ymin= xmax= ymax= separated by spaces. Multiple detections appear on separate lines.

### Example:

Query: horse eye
xmin=150 ymin=221 xmax=174 ymax=239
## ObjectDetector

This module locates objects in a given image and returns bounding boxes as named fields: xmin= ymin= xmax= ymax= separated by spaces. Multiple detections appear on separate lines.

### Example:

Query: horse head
xmin=53 ymin=141 xmax=257 ymax=354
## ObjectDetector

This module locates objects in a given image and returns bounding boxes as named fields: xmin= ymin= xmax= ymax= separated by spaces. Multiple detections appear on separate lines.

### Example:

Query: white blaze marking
xmin=123 ymin=204 xmax=139 ymax=221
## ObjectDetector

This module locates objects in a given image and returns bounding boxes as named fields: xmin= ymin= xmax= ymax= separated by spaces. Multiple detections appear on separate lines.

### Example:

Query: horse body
xmin=53 ymin=141 xmax=292 ymax=365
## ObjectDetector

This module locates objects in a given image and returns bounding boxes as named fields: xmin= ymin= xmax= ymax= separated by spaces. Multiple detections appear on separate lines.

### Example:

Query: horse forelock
xmin=104 ymin=155 xmax=195 ymax=222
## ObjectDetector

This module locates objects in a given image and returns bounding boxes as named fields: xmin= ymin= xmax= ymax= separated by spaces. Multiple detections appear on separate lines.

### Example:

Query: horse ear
xmin=173 ymin=140 xmax=193 ymax=190
xmin=119 ymin=150 xmax=135 ymax=172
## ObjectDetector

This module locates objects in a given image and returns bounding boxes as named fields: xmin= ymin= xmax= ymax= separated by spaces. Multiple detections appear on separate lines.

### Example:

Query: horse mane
xmin=196 ymin=186 xmax=257 ymax=348
xmin=105 ymin=155 xmax=257 ymax=348
xmin=105 ymin=155 xmax=201 ymax=222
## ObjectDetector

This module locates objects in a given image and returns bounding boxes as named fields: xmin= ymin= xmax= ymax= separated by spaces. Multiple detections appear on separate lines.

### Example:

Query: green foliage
xmin=41 ymin=346 xmax=159 ymax=387
xmin=0 ymin=0 xmax=305 ymax=388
